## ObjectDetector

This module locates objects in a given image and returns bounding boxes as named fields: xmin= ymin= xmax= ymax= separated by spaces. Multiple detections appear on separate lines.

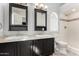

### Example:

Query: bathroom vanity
xmin=0 ymin=3 xmax=58 ymax=56
xmin=0 ymin=35 xmax=54 ymax=56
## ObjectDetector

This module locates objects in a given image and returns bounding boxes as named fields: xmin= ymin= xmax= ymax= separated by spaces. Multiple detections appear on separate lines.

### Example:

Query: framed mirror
xmin=35 ymin=9 xmax=47 ymax=31
xmin=9 ymin=3 xmax=28 ymax=31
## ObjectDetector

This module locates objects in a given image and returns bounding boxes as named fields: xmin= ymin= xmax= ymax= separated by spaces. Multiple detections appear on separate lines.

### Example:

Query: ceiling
xmin=60 ymin=3 xmax=79 ymax=20
xmin=60 ymin=3 xmax=79 ymax=16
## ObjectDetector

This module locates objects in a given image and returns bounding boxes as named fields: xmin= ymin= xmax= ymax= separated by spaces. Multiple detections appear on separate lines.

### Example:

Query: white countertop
xmin=0 ymin=34 xmax=55 ymax=43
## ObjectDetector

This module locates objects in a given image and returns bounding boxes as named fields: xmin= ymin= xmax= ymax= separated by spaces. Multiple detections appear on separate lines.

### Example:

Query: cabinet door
xmin=42 ymin=38 xmax=54 ymax=56
xmin=33 ymin=38 xmax=54 ymax=56
xmin=0 ymin=42 xmax=18 ymax=56
xmin=17 ymin=41 xmax=33 ymax=56
xmin=32 ymin=39 xmax=44 ymax=56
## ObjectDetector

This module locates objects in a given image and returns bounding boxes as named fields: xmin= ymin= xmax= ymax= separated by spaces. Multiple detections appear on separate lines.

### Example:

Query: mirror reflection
xmin=12 ymin=7 xmax=26 ymax=25
xmin=35 ymin=9 xmax=47 ymax=31
xmin=50 ymin=12 xmax=58 ymax=32
xmin=9 ymin=3 xmax=28 ymax=31
xmin=37 ymin=12 xmax=45 ymax=26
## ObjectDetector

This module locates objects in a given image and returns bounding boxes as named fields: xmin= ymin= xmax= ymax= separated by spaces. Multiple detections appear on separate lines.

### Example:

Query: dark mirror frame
xmin=34 ymin=9 xmax=47 ymax=31
xmin=9 ymin=3 xmax=28 ymax=31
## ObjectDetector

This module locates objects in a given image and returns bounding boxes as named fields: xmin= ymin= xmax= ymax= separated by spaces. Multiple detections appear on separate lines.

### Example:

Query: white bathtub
xmin=55 ymin=40 xmax=79 ymax=56
xmin=67 ymin=45 xmax=79 ymax=56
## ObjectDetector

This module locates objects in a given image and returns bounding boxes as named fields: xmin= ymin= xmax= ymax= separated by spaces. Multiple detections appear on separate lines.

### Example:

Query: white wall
xmin=56 ymin=4 xmax=68 ymax=42
xmin=66 ymin=11 xmax=79 ymax=50
xmin=0 ymin=3 xmax=60 ymax=36
xmin=56 ymin=21 xmax=68 ymax=42
xmin=68 ymin=12 xmax=79 ymax=19
xmin=67 ymin=20 xmax=79 ymax=49
xmin=0 ymin=3 xmax=5 ymax=36
xmin=60 ymin=3 xmax=79 ymax=51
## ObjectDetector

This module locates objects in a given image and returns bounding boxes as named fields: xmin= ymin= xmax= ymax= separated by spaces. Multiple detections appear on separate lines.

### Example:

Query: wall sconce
xmin=34 ymin=3 xmax=48 ymax=10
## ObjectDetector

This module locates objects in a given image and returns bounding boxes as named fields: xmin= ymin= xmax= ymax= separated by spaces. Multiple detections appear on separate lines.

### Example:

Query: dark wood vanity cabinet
xmin=17 ymin=41 xmax=33 ymax=56
xmin=33 ymin=38 xmax=54 ymax=56
xmin=0 ymin=42 xmax=18 ymax=56
xmin=0 ymin=38 xmax=54 ymax=56
xmin=0 ymin=41 xmax=32 ymax=56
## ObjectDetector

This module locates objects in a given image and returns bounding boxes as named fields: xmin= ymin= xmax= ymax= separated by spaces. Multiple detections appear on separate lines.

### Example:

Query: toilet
xmin=54 ymin=40 xmax=68 ymax=56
